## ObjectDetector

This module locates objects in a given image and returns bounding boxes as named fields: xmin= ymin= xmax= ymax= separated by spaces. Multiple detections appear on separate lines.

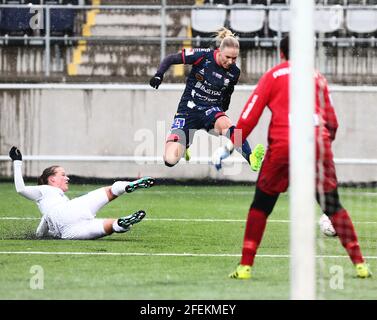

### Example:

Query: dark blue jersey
xmin=178 ymin=48 xmax=240 ymax=112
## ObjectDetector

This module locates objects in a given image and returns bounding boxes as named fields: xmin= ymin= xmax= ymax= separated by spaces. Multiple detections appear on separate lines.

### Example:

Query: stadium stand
xmin=1 ymin=0 xmax=377 ymax=84
xmin=68 ymin=0 xmax=193 ymax=80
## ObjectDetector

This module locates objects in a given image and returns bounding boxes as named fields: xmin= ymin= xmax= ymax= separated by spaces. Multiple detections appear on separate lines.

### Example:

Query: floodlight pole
xmin=289 ymin=0 xmax=316 ymax=300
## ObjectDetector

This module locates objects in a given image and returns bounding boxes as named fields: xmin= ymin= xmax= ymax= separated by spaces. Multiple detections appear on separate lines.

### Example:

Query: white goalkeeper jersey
xmin=13 ymin=161 xmax=70 ymax=215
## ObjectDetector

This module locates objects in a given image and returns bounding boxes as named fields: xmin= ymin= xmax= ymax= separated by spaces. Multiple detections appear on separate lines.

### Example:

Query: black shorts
xmin=167 ymin=106 xmax=227 ymax=147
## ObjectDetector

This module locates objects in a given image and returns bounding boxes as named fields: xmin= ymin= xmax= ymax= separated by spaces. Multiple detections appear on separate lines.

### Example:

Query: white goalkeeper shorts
xmin=46 ymin=188 xmax=110 ymax=240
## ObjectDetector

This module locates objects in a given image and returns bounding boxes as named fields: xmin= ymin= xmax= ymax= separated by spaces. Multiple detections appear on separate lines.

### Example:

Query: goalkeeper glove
xmin=9 ymin=146 xmax=22 ymax=161
xmin=212 ymin=141 xmax=234 ymax=171
xmin=149 ymin=73 xmax=164 ymax=89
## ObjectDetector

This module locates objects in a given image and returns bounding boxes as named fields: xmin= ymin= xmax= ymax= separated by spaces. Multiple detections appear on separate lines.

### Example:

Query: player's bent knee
xmin=163 ymin=154 xmax=180 ymax=167
xmin=251 ymin=187 xmax=279 ymax=216
xmin=316 ymin=189 xmax=343 ymax=216
xmin=164 ymin=160 xmax=176 ymax=167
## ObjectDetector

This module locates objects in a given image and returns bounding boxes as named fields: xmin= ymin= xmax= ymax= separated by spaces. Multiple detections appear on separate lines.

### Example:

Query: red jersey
xmin=232 ymin=61 xmax=338 ymax=154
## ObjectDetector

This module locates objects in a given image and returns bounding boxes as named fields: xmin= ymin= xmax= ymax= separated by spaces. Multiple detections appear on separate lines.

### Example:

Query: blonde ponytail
xmin=215 ymin=27 xmax=239 ymax=50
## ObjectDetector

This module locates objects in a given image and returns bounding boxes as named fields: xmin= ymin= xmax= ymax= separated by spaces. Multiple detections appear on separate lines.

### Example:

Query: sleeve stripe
xmin=193 ymin=56 xmax=204 ymax=66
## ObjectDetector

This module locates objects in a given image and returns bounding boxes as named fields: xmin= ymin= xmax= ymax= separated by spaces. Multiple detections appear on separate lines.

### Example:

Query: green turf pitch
xmin=0 ymin=182 xmax=376 ymax=299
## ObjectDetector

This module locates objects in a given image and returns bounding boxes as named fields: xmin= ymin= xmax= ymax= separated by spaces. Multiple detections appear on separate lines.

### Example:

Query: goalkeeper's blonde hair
xmin=215 ymin=27 xmax=239 ymax=50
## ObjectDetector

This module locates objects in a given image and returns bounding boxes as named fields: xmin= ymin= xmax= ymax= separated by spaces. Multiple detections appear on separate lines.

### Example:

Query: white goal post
xmin=289 ymin=0 xmax=316 ymax=300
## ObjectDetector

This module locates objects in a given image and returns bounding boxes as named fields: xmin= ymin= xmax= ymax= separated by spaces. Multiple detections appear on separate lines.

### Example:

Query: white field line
xmin=65 ymin=190 xmax=377 ymax=197
xmin=1 ymin=216 xmax=377 ymax=224
xmin=0 ymin=251 xmax=376 ymax=260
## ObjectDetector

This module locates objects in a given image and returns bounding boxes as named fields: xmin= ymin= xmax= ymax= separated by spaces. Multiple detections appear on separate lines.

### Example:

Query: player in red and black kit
xmin=149 ymin=28 xmax=265 ymax=171
xmin=213 ymin=36 xmax=371 ymax=279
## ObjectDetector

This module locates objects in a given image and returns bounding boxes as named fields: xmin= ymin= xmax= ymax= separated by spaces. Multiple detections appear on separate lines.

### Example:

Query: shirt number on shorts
xmin=172 ymin=118 xmax=186 ymax=129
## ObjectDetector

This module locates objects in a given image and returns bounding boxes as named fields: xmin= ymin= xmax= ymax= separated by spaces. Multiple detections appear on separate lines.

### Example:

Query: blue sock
xmin=226 ymin=126 xmax=252 ymax=164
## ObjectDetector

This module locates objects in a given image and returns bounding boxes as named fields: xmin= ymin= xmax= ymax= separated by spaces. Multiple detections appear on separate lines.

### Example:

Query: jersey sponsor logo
xmin=212 ymin=72 xmax=223 ymax=79
xmin=185 ymin=48 xmax=195 ymax=56
xmin=272 ymin=67 xmax=291 ymax=79
xmin=195 ymin=73 xmax=204 ymax=82
xmin=187 ymin=101 xmax=196 ymax=109
xmin=195 ymin=91 xmax=218 ymax=102
xmin=199 ymin=68 xmax=205 ymax=75
xmin=194 ymin=48 xmax=211 ymax=52
xmin=171 ymin=118 xmax=186 ymax=129
xmin=242 ymin=95 xmax=258 ymax=119
xmin=205 ymin=107 xmax=222 ymax=116
xmin=224 ymin=78 xmax=230 ymax=87
xmin=194 ymin=83 xmax=221 ymax=96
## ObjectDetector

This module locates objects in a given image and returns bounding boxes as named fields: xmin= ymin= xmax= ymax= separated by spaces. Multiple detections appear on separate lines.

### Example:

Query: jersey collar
xmin=214 ymin=49 xmax=220 ymax=67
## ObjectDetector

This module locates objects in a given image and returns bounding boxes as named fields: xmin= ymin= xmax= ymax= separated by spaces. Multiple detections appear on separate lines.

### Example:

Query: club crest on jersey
xmin=224 ymin=78 xmax=230 ymax=87
xmin=195 ymin=73 xmax=204 ymax=81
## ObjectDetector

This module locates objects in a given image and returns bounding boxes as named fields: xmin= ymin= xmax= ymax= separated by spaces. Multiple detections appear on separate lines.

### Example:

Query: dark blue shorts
xmin=167 ymin=106 xmax=227 ymax=147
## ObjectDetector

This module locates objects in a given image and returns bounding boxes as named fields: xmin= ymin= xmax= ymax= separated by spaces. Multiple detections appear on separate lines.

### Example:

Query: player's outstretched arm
xmin=9 ymin=146 xmax=42 ymax=201
xmin=149 ymin=53 xmax=183 ymax=89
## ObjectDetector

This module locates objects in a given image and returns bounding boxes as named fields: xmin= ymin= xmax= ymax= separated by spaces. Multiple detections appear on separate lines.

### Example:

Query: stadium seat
xmin=345 ymin=8 xmax=377 ymax=46
xmin=229 ymin=5 xmax=266 ymax=34
xmin=191 ymin=5 xmax=227 ymax=33
xmin=231 ymin=0 xmax=250 ymax=3
xmin=268 ymin=5 xmax=290 ymax=33
xmin=314 ymin=5 xmax=344 ymax=33
xmin=269 ymin=0 xmax=289 ymax=4
xmin=44 ymin=0 xmax=75 ymax=40
xmin=346 ymin=8 xmax=377 ymax=34
xmin=0 ymin=7 xmax=33 ymax=36
xmin=268 ymin=4 xmax=290 ymax=43
xmin=50 ymin=9 xmax=75 ymax=36
xmin=191 ymin=5 xmax=227 ymax=47
xmin=229 ymin=5 xmax=266 ymax=48
xmin=204 ymin=0 xmax=229 ymax=4
xmin=316 ymin=0 xmax=346 ymax=4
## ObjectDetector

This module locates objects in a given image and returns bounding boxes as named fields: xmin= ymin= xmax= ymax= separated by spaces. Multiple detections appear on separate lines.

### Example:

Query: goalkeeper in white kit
xmin=9 ymin=146 xmax=154 ymax=240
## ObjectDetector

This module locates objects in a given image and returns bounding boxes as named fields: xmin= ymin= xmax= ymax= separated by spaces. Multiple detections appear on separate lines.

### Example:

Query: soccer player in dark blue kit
xmin=149 ymin=27 xmax=265 ymax=170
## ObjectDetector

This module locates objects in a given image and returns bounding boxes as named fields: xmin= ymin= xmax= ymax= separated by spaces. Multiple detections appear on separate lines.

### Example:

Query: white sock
xmin=111 ymin=181 xmax=129 ymax=196
xmin=112 ymin=220 xmax=128 ymax=233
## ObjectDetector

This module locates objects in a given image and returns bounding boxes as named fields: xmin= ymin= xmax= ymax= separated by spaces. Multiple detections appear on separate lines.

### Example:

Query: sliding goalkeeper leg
xmin=125 ymin=177 xmax=155 ymax=193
